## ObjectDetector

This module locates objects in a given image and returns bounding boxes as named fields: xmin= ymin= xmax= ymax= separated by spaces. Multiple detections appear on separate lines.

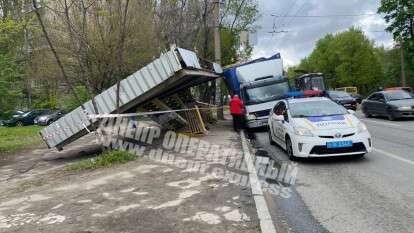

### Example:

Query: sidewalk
xmin=0 ymin=120 xmax=260 ymax=233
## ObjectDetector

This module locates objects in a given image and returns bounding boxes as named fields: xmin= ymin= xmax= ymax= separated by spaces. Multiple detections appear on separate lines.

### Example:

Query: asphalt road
xmin=249 ymin=112 xmax=414 ymax=233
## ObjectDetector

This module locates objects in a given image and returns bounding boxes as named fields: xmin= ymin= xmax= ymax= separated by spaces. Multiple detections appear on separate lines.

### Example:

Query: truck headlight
xmin=246 ymin=113 xmax=257 ymax=120
xmin=397 ymin=106 xmax=411 ymax=111
xmin=294 ymin=127 xmax=314 ymax=137
xmin=357 ymin=122 xmax=368 ymax=134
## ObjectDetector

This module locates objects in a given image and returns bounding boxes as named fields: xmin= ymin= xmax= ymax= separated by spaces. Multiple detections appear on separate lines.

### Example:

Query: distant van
xmin=335 ymin=86 xmax=358 ymax=95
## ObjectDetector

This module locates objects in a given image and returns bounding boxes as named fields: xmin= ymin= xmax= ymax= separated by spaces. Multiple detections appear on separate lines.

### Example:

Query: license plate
xmin=326 ymin=140 xmax=353 ymax=148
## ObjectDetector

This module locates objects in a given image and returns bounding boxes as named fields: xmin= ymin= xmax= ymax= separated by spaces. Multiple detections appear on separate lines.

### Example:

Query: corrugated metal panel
xmin=177 ymin=48 xmax=201 ymax=69
xmin=41 ymin=48 xmax=183 ymax=148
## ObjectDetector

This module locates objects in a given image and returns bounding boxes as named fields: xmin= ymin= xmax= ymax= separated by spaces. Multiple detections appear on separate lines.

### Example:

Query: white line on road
xmin=361 ymin=119 xmax=401 ymax=127
xmin=374 ymin=148 xmax=414 ymax=166
xmin=240 ymin=130 xmax=277 ymax=233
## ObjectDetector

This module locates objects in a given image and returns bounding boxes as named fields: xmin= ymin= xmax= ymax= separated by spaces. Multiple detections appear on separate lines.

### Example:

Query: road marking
xmin=361 ymin=119 xmax=401 ymax=127
xmin=374 ymin=148 xmax=414 ymax=166
xmin=240 ymin=130 xmax=277 ymax=233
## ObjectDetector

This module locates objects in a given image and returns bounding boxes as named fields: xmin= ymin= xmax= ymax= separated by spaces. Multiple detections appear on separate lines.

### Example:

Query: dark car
xmin=326 ymin=90 xmax=357 ymax=110
xmin=4 ymin=109 xmax=52 ymax=127
xmin=351 ymin=93 xmax=363 ymax=104
xmin=34 ymin=110 xmax=64 ymax=126
xmin=361 ymin=90 xmax=414 ymax=120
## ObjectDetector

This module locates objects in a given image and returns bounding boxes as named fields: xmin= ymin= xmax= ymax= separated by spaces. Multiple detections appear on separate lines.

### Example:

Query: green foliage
xmin=378 ymin=0 xmax=414 ymax=52
xmin=65 ymin=150 xmax=137 ymax=171
xmin=0 ymin=126 xmax=44 ymax=154
xmin=60 ymin=86 xmax=90 ymax=112
xmin=293 ymin=28 xmax=384 ymax=95
xmin=0 ymin=17 xmax=27 ymax=116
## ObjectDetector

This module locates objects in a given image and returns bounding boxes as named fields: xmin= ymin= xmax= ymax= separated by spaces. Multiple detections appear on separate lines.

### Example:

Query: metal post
xmin=400 ymin=42 xmax=407 ymax=87
xmin=214 ymin=0 xmax=224 ymax=120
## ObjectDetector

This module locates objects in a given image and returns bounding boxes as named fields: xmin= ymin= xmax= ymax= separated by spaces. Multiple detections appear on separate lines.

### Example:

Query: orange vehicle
xmin=384 ymin=87 xmax=412 ymax=93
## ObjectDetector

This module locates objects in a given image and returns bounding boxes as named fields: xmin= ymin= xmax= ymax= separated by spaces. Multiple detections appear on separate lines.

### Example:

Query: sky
xmin=250 ymin=0 xmax=394 ymax=68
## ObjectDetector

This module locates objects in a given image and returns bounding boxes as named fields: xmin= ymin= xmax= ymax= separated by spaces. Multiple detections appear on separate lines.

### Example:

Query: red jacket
xmin=230 ymin=96 xmax=244 ymax=115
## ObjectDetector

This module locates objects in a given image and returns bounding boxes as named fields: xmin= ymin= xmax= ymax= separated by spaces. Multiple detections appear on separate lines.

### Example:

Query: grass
xmin=65 ymin=150 xmax=137 ymax=171
xmin=0 ymin=126 xmax=44 ymax=154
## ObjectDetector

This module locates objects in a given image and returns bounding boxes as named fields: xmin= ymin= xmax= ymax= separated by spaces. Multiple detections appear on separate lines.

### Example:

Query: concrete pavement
xmin=0 ymin=121 xmax=261 ymax=233
xmin=249 ymin=113 xmax=414 ymax=233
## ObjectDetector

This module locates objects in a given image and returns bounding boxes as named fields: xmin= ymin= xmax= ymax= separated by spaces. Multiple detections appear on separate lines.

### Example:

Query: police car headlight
xmin=357 ymin=122 xmax=368 ymax=133
xmin=294 ymin=127 xmax=314 ymax=137
xmin=246 ymin=113 xmax=257 ymax=120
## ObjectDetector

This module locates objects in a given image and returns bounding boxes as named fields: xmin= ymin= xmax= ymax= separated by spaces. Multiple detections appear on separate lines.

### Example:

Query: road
xmin=249 ymin=112 xmax=414 ymax=233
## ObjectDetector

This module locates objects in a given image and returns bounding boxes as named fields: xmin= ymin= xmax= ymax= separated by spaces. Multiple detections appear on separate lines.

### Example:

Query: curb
xmin=240 ymin=130 xmax=277 ymax=233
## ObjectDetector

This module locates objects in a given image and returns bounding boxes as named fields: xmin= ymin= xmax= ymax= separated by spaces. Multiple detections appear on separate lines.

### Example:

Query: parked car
xmin=361 ymin=90 xmax=414 ymax=120
xmin=0 ymin=119 xmax=4 ymax=126
xmin=268 ymin=97 xmax=372 ymax=160
xmin=4 ymin=109 xmax=52 ymax=127
xmin=34 ymin=110 xmax=65 ymax=126
xmin=11 ymin=111 xmax=25 ymax=117
xmin=351 ymin=93 xmax=363 ymax=104
xmin=326 ymin=90 xmax=357 ymax=110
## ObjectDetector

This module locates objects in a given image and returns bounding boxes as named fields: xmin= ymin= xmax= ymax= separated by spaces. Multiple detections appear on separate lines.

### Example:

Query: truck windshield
xmin=301 ymin=76 xmax=325 ymax=91
xmin=245 ymin=82 xmax=289 ymax=104
xmin=290 ymin=100 xmax=348 ymax=118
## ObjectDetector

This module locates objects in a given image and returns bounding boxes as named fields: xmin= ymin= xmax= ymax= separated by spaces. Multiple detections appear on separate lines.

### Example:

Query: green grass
xmin=65 ymin=150 xmax=137 ymax=171
xmin=0 ymin=126 xmax=44 ymax=154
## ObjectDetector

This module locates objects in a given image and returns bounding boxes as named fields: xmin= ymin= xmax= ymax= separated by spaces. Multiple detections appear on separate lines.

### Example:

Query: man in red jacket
xmin=230 ymin=95 xmax=244 ymax=131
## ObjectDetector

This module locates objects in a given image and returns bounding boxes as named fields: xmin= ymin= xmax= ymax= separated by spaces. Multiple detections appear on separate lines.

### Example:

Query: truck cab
xmin=295 ymin=73 xmax=326 ymax=96
xmin=241 ymin=77 xmax=289 ymax=128
xmin=224 ymin=53 xmax=289 ymax=129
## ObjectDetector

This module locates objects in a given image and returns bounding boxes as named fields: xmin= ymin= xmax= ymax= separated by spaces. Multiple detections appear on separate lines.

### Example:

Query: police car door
xmin=272 ymin=101 xmax=288 ymax=142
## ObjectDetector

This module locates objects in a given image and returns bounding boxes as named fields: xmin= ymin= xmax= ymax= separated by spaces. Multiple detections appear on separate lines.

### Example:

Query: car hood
xmin=293 ymin=114 xmax=359 ymax=132
xmin=388 ymin=99 xmax=414 ymax=107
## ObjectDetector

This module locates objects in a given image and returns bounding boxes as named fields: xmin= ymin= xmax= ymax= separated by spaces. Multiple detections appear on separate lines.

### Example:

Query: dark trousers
xmin=232 ymin=114 xmax=243 ymax=131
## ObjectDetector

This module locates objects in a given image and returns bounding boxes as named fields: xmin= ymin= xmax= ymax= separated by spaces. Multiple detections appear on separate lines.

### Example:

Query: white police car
xmin=268 ymin=97 xmax=372 ymax=160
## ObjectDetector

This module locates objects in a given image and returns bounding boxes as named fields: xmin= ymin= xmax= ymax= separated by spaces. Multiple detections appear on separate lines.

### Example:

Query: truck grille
xmin=255 ymin=109 xmax=271 ymax=117
xmin=310 ymin=142 xmax=366 ymax=155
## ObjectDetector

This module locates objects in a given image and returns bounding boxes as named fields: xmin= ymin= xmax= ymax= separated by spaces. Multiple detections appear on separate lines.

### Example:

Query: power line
xmin=275 ymin=0 xmax=299 ymax=30
xmin=270 ymin=13 xmax=378 ymax=18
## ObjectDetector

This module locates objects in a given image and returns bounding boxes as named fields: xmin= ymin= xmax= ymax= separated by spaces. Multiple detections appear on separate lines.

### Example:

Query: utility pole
xmin=214 ymin=0 xmax=224 ymax=120
xmin=400 ymin=42 xmax=407 ymax=87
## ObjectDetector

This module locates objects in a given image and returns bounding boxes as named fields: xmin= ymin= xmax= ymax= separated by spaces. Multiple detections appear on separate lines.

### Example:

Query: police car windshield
xmin=290 ymin=100 xmax=348 ymax=118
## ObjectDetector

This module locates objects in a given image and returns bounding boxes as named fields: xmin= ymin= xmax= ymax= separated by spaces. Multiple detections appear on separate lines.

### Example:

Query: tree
xmin=378 ymin=0 xmax=414 ymax=52
xmin=292 ymin=28 xmax=384 ymax=94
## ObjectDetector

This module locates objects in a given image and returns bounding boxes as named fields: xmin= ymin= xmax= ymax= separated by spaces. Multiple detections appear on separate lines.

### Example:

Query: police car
xmin=268 ymin=97 xmax=372 ymax=160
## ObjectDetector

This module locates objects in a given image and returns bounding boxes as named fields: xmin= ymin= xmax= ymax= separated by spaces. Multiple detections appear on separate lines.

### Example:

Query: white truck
xmin=223 ymin=54 xmax=290 ymax=129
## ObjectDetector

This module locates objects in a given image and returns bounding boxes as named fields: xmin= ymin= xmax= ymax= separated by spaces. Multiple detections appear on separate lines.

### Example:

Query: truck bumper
xmin=246 ymin=118 xmax=268 ymax=129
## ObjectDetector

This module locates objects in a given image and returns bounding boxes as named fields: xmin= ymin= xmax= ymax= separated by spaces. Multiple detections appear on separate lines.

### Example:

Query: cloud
xmin=251 ymin=0 xmax=394 ymax=67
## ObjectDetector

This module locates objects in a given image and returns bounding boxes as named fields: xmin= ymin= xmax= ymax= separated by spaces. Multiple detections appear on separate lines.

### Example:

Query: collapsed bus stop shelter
xmin=40 ymin=48 xmax=223 ymax=150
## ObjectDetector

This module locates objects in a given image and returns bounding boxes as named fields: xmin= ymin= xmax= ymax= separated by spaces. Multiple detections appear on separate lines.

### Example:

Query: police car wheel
xmin=286 ymin=137 xmax=296 ymax=161
xmin=268 ymin=129 xmax=276 ymax=145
